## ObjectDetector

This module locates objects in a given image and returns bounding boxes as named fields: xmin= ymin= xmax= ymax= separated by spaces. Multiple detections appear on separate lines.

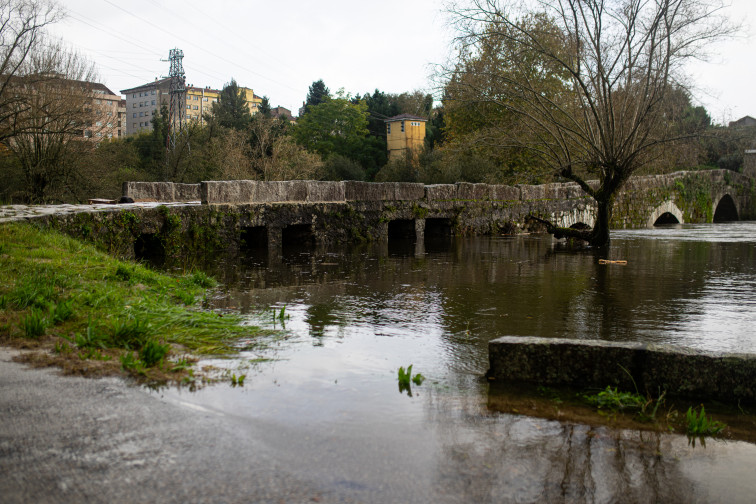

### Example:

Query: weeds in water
xmin=139 ymin=339 xmax=170 ymax=367
xmin=584 ymin=386 xmax=646 ymax=411
xmin=398 ymin=365 xmax=426 ymax=396
xmin=398 ymin=365 xmax=413 ymax=388
xmin=230 ymin=373 xmax=246 ymax=386
xmin=20 ymin=308 xmax=48 ymax=338
xmin=170 ymin=356 xmax=192 ymax=372
xmin=686 ymin=405 xmax=726 ymax=437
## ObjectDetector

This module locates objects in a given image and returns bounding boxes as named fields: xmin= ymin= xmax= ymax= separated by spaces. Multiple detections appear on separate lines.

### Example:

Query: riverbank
xmin=0 ymin=222 xmax=266 ymax=385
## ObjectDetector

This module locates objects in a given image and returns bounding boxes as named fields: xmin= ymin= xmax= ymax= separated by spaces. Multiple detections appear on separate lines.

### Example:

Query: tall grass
xmin=0 ymin=222 xmax=268 ymax=381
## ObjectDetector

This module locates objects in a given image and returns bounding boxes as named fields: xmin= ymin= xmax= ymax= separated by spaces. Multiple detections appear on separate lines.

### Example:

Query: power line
xmin=101 ymin=0 xmax=301 ymax=95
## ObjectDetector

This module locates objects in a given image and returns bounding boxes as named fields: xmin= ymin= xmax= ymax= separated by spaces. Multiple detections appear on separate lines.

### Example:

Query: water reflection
xmin=166 ymin=223 xmax=756 ymax=502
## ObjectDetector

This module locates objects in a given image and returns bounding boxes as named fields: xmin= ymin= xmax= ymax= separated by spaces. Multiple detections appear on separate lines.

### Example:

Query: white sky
xmin=50 ymin=0 xmax=755 ymax=123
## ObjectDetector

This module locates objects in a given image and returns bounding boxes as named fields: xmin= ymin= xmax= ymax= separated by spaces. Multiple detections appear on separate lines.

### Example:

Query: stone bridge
xmin=7 ymin=169 xmax=754 ymax=264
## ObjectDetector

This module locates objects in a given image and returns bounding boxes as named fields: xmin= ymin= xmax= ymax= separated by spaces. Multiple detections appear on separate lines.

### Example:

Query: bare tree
xmin=446 ymin=0 xmax=734 ymax=245
xmin=4 ymin=40 xmax=100 ymax=202
xmin=0 ymin=0 xmax=63 ymax=142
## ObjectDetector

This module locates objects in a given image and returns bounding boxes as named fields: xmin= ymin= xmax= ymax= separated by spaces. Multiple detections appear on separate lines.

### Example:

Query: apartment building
xmin=122 ymin=79 xmax=263 ymax=135
xmin=185 ymin=85 xmax=220 ymax=123
xmin=86 ymin=82 xmax=124 ymax=140
xmin=121 ymin=78 xmax=170 ymax=136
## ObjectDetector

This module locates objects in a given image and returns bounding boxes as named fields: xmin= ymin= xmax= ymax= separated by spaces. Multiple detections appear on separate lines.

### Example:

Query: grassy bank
xmin=0 ymin=222 xmax=265 ymax=385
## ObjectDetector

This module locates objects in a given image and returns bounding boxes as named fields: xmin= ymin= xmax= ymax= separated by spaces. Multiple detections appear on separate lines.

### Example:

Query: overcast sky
xmin=51 ymin=0 xmax=755 ymax=123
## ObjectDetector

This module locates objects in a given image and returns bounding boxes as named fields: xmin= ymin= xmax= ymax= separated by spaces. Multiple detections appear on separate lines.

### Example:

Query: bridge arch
xmin=713 ymin=193 xmax=739 ymax=222
xmin=557 ymin=208 xmax=596 ymax=230
xmin=648 ymin=201 xmax=684 ymax=228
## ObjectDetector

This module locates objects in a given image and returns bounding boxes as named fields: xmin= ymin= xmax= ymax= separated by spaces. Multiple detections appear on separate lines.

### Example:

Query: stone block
xmin=255 ymin=181 xmax=288 ymax=202
xmin=542 ymin=183 xmax=586 ymax=200
xmin=425 ymin=184 xmax=457 ymax=201
xmin=488 ymin=336 xmax=756 ymax=404
xmin=306 ymin=181 xmax=345 ymax=202
xmin=393 ymin=183 xmax=426 ymax=201
xmin=173 ymin=183 xmax=201 ymax=201
xmin=491 ymin=185 xmax=520 ymax=201
xmin=456 ymin=183 xmax=492 ymax=200
xmin=518 ymin=184 xmax=547 ymax=201
xmin=201 ymin=180 xmax=257 ymax=204
xmin=345 ymin=181 xmax=376 ymax=201
xmin=123 ymin=181 xmax=176 ymax=202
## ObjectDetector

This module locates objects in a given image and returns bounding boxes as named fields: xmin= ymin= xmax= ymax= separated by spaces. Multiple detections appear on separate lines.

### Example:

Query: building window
xmin=151 ymin=90 xmax=155 ymax=95
xmin=387 ymin=123 xmax=391 ymax=134
xmin=186 ymin=105 xmax=191 ymax=109
xmin=401 ymin=121 xmax=405 ymax=132
xmin=132 ymin=103 xmax=136 ymax=108
xmin=193 ymin=105 xmax=198 ymax=110
xmin=133 ymin=123 xmax=137 ymax=128
xmin=203 ymin=97 xmax=208 ymax=101
xmin=132 ymin=94 xmax=136 ymax=98
xmin=133 ymin=113 xmax=136 ymax=118
xmin=151 ymin=100 xmax=155 ymax=105
xmin=95 ymin=121 xmax=102 ymax=126
xmin=139 ymin=112 xmax=143 ymax=117
xmin=107 ymin=122 xmax=112 ymax=127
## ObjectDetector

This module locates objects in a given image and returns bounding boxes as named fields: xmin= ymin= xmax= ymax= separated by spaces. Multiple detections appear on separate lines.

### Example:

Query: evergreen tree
xmin=303 ymin=80 xmax=330 ymax=113
xmin=213 ymin=79 xmax=252 ymax=130
xmin=259 ymin=96 xmax=272 ymax=118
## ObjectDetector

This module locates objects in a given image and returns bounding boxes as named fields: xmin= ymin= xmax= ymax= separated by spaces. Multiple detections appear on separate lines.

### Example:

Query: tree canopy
xmin=292 ymin=93 xmax=369 ymax=161
xmin=446 ymin=0 xmax=734 ymax=245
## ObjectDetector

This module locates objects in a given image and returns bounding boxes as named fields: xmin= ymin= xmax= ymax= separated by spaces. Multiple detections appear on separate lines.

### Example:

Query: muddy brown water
xmin=161 ymin=222 xmax=756 ymax=503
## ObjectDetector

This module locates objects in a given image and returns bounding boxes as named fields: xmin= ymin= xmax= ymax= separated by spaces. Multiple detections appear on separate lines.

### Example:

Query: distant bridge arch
xmin=713 ymin=194 xmax=739 ymax=222
xmin=648 ymin=201 xmax=684 ymax=228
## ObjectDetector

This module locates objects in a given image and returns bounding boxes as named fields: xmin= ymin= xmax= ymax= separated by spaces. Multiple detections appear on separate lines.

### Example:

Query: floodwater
xmin=163 ymin=222 xmax=756 ymax=503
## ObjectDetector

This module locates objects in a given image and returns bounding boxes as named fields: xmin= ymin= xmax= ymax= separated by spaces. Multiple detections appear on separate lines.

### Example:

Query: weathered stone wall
xmin=612 ymin=170 xmax=755 ymax=226
xmin=123 ymin=182 xmax=201 ymax=202
xmin=122 ymin=172 xmax=754 ymax=227
xmin=488 ymin=336 xmax=756 ymax=404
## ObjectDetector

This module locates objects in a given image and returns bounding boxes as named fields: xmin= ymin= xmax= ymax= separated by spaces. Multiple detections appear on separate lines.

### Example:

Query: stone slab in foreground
xmin=488 ymin=336 xmax=756 ymax=404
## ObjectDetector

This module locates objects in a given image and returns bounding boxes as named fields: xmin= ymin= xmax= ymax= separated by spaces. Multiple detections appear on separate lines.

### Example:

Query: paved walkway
xmin=0 ymin=202 xmax=200 ymax=223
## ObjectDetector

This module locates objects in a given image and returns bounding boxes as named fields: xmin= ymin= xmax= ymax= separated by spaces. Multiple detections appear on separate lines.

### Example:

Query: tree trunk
xmin=588 ymin=196 xmax=613 ymax=247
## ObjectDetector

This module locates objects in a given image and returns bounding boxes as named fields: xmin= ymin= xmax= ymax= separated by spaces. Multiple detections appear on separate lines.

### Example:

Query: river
xmin=162 ymin=222 xmax=756 ymax=503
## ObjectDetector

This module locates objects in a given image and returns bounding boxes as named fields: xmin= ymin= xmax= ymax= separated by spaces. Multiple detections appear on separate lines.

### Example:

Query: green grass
xmin=0 ymin=222 xmax=268 ymax=382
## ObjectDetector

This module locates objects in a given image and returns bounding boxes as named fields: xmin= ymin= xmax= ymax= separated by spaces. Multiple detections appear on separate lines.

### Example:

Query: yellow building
xmin=385 ymin=114 xmax=427 ymax=159
xmin=185 ymin=85 xmax=220 ymax=123
xmin=239 ymin=87 xmax=263 ymax=116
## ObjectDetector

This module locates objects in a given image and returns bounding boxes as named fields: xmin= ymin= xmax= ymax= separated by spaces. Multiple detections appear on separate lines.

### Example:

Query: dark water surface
xmin=163 ymin=222 xmax=756 ymax=503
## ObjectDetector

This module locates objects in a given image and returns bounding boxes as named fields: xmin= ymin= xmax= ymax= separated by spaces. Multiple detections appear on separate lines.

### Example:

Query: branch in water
xmin=527 ymin=215 xmax=592 ymax=242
